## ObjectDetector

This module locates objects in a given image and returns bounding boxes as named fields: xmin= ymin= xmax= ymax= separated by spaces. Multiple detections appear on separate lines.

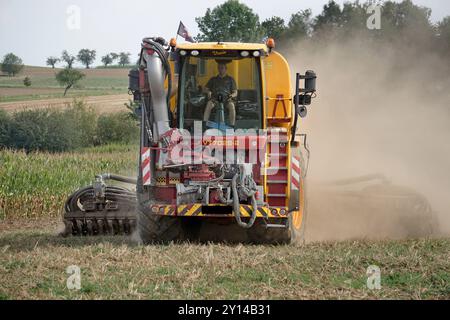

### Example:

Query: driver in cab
xmin=203 ymin=62 xmax=237 ymax=126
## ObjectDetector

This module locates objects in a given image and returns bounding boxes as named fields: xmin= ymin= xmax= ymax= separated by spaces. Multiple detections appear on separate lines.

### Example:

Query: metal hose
xmin=231 ymin=174 xmax=257 ymax=229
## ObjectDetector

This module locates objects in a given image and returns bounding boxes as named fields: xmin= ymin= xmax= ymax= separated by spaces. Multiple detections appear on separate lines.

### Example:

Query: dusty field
xmin=0 ymin=217 xmax=448 ymax=300
xmin=0 ymin=94 xmax=130 ymax=113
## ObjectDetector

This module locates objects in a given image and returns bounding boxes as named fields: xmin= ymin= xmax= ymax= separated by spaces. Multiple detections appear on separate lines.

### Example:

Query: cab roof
xmin=176 ymin=42 xmax=269 ymax=52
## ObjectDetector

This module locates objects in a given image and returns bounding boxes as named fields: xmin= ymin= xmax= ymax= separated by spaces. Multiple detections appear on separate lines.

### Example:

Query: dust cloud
xmin=284 ymin=37 xmax=450 ymax=242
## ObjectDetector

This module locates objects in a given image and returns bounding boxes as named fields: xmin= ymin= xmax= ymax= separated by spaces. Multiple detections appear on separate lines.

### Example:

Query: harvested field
xmin=0 ymin=218 xmax=448 ymax=300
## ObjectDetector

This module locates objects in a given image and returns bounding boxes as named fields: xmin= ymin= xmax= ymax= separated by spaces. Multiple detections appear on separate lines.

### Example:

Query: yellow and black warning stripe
xmin=162 ymin=204 xmax=289 ymax=218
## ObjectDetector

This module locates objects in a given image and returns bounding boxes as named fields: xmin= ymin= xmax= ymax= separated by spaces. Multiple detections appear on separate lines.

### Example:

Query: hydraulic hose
xmin=231 ymin=174 xmax=257 ymax=229
xmin=96 ymin=173 xmax=137 ymax=185
xmin=142 ymin=38 xmax=172 ymax=108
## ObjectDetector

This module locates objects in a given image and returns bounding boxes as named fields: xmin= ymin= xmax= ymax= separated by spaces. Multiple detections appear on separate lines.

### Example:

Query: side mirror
xmin=291 ymin=70 xmax=317 ymax=142
xmin=294 ymin=70 xmax=317 ymax=107
xmin=304 ymin=70 xmax=316 ymax=93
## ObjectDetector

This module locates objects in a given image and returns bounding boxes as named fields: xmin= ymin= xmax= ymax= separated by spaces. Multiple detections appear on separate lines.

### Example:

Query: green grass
xmin=0 ymin=144 xmax=137 ymax=219
xmin=0 ymin=227 xmax=448 ymax=299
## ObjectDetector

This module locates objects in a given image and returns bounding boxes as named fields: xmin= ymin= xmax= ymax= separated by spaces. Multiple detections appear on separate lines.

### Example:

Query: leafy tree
xmin=1 ymin=53 xmax=24 ymax=76
xmin=196 ymin=0 xmax=261 ymax=42
xmin=55 ymin=68 xmax=85 ymax=96
xmin=118 ymin=52 xmax=131 ymax=66
xmin=46 ymin=57 xmax=60 ymax=68
xmin=437 ymin=16 xmax=450 ymax=53
xmin=101 ymin=54 xmax=113 ymax=67
xmin=61 ymin=50 xmax=76 ymax=68
xmin=313 ymin=0 xmax=342 ymax=34
xmin=110 ymin=52 xmax=119 ymax=61
xmin=77 ymin=49 xmax=96 ymax=69
xmin=23 ymin=76 xmax=31 ymax=87
xmin=283 ymin=10 xmax=313 ymax=40
xmin=96 ymin=112 xmax=139 ymax=145
xmin=340 ymin=2 xmax=368 ymax=33
xmin=261 ymin=16 xmax=286 ymax=39
xmin=0 ymin=109 xmax=10 ymax=148
xmin=380 ymin=0 xmax=434 ymax=44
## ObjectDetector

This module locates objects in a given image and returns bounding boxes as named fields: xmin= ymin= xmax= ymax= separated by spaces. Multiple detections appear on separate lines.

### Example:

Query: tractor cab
xmin=173 ymin=43 xmax=268 ymax=132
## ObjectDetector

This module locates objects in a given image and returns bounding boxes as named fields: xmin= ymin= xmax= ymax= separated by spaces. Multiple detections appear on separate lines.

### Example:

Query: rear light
xmin=255 ymin=191 xmax=260 ymax=200
xmin=179 ymin=50 xmax=187 ymax=56
xmin=151 ymin=206 xmax=158 ymax=213
xmin=253 ymin=51 xmax=261 ymax=57
xmin=191 ymin=50 xmax=199 ymax=56
xmin=271 ymin=209 xmax=277 ymax=215
xmin=280 ymin=209 xmax=286 ymax=215
xmin=240 ymin=51 xmax=249 ymax=57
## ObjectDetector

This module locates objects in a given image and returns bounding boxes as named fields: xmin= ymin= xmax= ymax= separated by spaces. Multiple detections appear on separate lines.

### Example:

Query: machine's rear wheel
xmin=136 ymin=202 xmax=185 ymax=244
xmin=246 ymin=176 xmax=307 ymax=245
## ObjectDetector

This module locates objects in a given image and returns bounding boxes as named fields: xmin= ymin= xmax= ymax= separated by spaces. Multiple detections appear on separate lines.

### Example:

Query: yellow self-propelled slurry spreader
xmin=62 ymin=36 xmax=316 ymax=244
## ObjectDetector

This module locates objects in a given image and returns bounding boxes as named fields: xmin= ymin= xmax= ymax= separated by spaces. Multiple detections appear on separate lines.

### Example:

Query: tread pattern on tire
xmin=137 ymin=201 xmax=184 ymax=244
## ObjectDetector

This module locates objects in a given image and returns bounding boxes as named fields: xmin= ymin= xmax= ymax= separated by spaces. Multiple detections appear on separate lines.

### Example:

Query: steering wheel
xmin=211 ymin=89 xmax=231 ymax=103
xmin=189 ymin=93 xmax=207 ymax=107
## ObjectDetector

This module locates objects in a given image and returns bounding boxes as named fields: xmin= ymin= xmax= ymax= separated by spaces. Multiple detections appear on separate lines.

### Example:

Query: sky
xmin=1 ymin=0 xmax=449 ymax=67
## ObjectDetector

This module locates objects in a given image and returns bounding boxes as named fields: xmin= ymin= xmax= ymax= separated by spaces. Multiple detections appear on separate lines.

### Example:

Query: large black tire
xmin=245 ymin=197 xmax=307 ymax=245
xmin=136 ymin=202 xmax=185 ymax=244
xmin=246 ymin=153 xmax=308 ymax=245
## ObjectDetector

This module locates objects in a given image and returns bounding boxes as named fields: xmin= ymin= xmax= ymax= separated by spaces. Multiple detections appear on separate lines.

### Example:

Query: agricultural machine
xmin=62 ymin=36 xmax=436 ymax=243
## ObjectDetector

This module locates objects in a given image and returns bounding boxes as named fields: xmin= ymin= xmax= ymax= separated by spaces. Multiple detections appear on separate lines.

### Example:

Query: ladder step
xmin=268 ymin=153 xmax=288 ymax=157
xmin=267 ymin=180 xmax=288 ymax=184
xmin=269 ymin=140 xmax=289 ymax=143
xmin=267 ymin=194 xmax=286 ymax=197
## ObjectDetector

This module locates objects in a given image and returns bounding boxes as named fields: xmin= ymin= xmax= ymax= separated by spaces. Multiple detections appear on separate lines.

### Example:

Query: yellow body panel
xmin=263 ymin=51 xmax=292 ymax=128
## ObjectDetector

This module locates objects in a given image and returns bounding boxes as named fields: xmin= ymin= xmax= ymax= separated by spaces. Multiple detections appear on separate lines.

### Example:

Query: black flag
xmin=177 ymin=21 xmax=195 ymax=43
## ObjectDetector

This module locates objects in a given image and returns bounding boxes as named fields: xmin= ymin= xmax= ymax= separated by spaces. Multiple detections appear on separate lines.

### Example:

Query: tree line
xmin=0 ymin=50 xmax=132 ymax=77
xmin=46 ymin=50 xmax=132 ymax=69
xmin=196 ymin=0 xmax=450 ymax=56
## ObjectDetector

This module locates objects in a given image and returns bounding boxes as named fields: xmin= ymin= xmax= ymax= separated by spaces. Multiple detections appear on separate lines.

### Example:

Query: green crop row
xmin=0 ymin=144 xmax=137 ymax=219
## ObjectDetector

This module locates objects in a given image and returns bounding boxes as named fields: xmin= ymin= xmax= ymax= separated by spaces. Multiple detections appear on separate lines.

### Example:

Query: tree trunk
xmin=63 ymin=84 xmax=72 ymax=96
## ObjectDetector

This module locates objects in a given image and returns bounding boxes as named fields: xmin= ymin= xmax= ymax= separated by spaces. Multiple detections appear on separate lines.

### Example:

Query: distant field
xmin=0 ymin=66 xmax=129 ymax=104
